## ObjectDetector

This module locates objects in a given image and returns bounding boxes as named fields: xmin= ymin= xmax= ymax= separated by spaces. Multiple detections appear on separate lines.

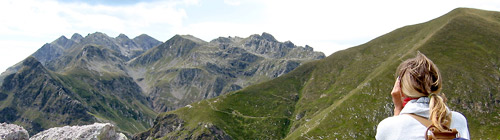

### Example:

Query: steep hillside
xmin=0 ymin=57 xmax=95 ymax=135
xmin=136 ymin=8 xmax=500 ymax=139
xmin=0 ymin=54 xmax=157 ymax=136
xmin=128 ymin=33 xmax=325 ymax=112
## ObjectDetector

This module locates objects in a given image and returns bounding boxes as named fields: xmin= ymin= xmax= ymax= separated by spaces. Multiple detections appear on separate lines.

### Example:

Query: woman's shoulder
xmin=450 ymin=111 xmax=470 ymax=139
xmin=450 ymin=111 xmax=467 ymax=123
xmin=378 ymin=115 xmax=410 ymax=126
xmin=376 ymin=115 xmax=422 ymax=139
xmin=450 ymin=111 xmax=468 ymax=128
xmin=378 ymin=114 xmax=420 ymax=127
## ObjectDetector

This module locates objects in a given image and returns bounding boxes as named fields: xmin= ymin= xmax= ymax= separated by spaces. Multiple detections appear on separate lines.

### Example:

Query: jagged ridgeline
xmin=135 ymin=8 xmax=500 ymax=139
xmin=128 ymin=33 xmax=324 ymax=112
xmin=0 ymin=33 xmax=163 ymax=136
xmin=0 ymin=32 xmax=324 ymax=136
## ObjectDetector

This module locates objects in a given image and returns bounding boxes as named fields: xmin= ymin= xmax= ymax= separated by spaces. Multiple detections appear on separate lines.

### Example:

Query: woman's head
xmin=397 ymin=52 xmax=442 ymax=98
xmin=396 ymin=52 xmax=451 ymax=131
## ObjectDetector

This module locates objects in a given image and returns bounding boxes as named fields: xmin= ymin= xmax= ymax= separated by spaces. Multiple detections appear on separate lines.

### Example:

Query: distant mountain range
xmin=135 ymin=8 xmax=500 ymax=139
xmin=0 ymin=32 xmax=324 ymax=135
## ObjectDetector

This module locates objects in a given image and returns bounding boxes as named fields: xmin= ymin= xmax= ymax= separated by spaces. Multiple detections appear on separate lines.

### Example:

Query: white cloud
xmin=239 ymin=0 xmax=500 ymax=56
xmin=0 ymin=0 xmax=198 ymax=72
xmin=0 ymin=0 xmax=199 ymax=38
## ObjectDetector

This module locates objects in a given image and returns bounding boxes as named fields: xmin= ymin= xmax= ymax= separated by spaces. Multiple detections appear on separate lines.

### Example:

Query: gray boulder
xmin=30 ymin=123 xmax=127 ymax=140
xmin=0 ymin=123 xmax=29 ymax=140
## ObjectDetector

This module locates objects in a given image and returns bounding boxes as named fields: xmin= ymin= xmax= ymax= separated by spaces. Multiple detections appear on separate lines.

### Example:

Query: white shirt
xmin=376 ymin=97 xmax=470 ymax=140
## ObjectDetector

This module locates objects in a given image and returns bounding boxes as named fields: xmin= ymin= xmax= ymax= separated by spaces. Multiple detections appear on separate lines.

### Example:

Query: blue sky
xmin=1 ymin=0 xmax=500 ymax=72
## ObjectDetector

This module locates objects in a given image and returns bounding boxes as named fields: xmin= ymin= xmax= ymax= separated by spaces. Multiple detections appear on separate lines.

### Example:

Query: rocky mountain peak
xmin=115 ymin=34 xmax=135 ymax=49
xmin=261 ymin=32 xmax=277 ymax=42
xmin=86 ymin=32 xmax=109 ymax=38
xmin=242 ymin=32 xmax=325 ymax=59
xmin=132 ymin=34 xmax=160 ymax=43
xmin=51 ymin=35 xmax=69 ymax=45
xmin=210 ymin=36 xmax=244 ymax=45
xmin=70 ymin=33 xmax=83 ymax=42
xmin=1 ymin=57 xmax=48 ymax=91
xmin=249 ymin=32 xmax=278 ymax=42
xmin=133 ymin=34 xmax=152 ymax=40
xmin=210 ymin=37 xmax=232 ymax=44
xmin=177 ymin=34 xmax=207 ymax=44
xmin=131 ymin=34 xmax=202 ymax=65
xmin=116 ymin=33 xmax=130 ymax=40
xmin=80 ymin=32 xmax=125 ymax=56
xmin=304 ymin=45 xmax=313 ymax=51
xmin=81 ymin=32 xmax=115 ymax=45
xmin=283 ymin=41 xmax=295 ymax=48
xmin=132 ymin=34 xmax=162 ymax=50
xmin=21 ymin=57 xmax=43 ymax=70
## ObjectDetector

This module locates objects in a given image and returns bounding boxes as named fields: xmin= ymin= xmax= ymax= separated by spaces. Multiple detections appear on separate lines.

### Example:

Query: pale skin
xmin=391 ymin=77 xmax=405 ymax=116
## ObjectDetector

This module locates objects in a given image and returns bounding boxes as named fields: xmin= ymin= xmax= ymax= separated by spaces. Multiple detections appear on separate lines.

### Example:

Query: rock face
xmin=30 ymin=123 xmax=127 ymax=140
xmin=0 ymin=123 xmax=29 ymax=140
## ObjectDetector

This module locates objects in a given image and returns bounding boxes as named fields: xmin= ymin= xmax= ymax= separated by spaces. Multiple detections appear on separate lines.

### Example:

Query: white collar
xmin=400 ymin=97 xmax=431 ymax=118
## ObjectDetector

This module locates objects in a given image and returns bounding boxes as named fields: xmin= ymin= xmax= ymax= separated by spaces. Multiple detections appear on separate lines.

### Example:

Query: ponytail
xmin=429 ymin=93 xmax=452 ymax=131
xmin=397 ymin=52 xmax=452 ymax=131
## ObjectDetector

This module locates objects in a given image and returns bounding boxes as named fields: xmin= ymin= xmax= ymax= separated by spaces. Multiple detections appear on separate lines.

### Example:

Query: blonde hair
xmin=397 ymin=52 xmax=451 ymax=131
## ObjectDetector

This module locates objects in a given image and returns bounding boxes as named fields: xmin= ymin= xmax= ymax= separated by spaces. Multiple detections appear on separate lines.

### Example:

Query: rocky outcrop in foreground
xmin=0 ymin=123 xmax=29 ymax=140
xmin=30 ymin=123 xmax=127 ymax=140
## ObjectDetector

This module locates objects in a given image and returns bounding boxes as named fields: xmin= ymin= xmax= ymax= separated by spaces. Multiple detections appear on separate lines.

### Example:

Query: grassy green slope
xmin=137 ymin=8 xmax=500 ymax=139
xmin=285 ymin=8 xmax=500 ymax=139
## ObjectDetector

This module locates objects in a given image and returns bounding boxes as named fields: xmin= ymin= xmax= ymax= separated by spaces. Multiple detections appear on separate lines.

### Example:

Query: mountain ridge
xmin=125 ymin=32 xmax=324 ymax=112
xmin=0 ymin=32 xmax=324 ymax=136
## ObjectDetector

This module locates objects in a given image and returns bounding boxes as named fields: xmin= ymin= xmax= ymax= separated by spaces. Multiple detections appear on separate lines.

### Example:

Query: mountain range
xmin=135 ymin=8 xmax=500 ymax=139
xmin=0 ymin=32 xmax=324 ymax=136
